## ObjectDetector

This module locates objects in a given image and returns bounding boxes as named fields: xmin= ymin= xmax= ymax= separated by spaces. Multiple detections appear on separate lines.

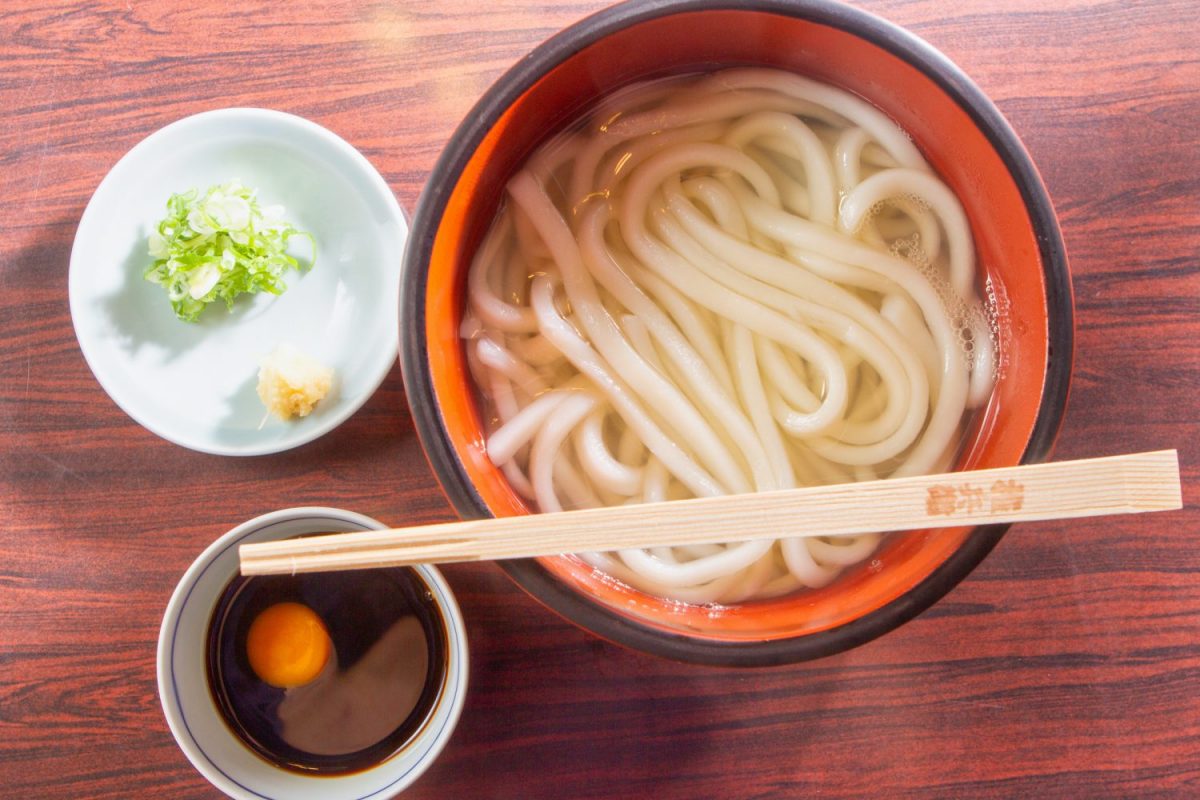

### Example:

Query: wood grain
xmin=0 ymin=1 xmax=1197 ymax=799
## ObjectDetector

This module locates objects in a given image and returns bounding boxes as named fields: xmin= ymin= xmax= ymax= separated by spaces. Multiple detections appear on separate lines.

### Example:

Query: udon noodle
xmin=462 ymin=68 xmax=996 ymax=604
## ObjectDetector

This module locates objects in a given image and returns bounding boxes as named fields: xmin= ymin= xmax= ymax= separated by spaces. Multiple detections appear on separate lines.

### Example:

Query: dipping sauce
xmin=206 ymin=567 xmax=447 ymax=774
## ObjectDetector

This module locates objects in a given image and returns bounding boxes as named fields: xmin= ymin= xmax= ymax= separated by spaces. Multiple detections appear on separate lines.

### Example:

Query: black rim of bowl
xmin=399 ymin=0 xmax=1074 ymax=667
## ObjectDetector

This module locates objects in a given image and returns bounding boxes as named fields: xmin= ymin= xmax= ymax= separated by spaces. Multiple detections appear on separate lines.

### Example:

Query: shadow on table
xmin=409 ymin=581 xmax=845 ymax=799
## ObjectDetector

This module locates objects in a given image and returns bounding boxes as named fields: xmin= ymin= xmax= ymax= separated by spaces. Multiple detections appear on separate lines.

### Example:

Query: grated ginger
xmin=257 ymin=344 xmax=334 ymax=420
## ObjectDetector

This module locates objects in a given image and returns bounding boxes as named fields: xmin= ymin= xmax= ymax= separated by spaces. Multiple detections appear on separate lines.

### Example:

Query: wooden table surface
xmin=2 ymin=1 xmax=1197 ymax=797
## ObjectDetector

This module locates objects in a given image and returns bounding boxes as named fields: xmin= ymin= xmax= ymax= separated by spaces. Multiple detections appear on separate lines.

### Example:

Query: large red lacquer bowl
xmin=399 ymin=0 xmax=1073 ymax=666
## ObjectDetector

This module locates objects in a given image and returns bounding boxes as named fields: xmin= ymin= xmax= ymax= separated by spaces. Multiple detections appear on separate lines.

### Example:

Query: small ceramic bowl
xmin=157 ymin=508 xmax=468 ymax=799
xmin=399 ymin=0 xmax=1073 ymax=666
xmin=70 ymin=108 xmax=408 ymax=456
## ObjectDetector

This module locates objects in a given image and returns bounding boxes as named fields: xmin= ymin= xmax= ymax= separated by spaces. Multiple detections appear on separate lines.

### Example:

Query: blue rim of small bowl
xmin=399 ymin=0 xmax=1073 ymax=667
xmin=156 ymin=508 xmax=469 ymax=799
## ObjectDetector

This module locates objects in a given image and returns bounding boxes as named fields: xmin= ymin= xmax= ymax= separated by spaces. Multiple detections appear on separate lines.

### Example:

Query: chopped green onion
xmin=144 ymin=180 xmax=315 ymax=322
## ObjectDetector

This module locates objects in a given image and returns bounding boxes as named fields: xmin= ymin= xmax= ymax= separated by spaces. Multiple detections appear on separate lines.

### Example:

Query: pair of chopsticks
xmin=239 ymin=450 xmax=1182 ymax=577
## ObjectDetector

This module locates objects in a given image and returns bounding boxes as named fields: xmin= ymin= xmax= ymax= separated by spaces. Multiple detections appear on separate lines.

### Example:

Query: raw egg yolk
xmin=245 ymin=602 xmax=331 ymax=688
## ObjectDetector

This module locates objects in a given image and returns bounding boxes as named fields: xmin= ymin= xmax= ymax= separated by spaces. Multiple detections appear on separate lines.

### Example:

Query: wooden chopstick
xmin=239 ymin=450 xmax=1181 ymax=576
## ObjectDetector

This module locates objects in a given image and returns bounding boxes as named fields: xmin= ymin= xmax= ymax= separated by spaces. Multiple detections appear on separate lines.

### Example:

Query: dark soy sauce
xmin=206 ymin=567 xmax=447 ymax=774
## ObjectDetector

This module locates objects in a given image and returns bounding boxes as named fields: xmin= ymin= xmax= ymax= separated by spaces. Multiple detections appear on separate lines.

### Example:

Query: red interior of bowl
xmin=424 ymin=9 xmax=1048 ymax=641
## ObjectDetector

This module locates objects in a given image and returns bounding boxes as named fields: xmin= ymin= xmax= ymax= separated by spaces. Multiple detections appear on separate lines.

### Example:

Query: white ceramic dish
xmin=69 ymin=108 xmax=407 ymax=455
xmin=158 ymin=507 xmax=469 ymax=800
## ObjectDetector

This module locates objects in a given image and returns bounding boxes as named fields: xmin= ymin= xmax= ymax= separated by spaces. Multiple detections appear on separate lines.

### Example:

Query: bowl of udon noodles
xmin=400 ymin=0 xmax=1073 ymax=665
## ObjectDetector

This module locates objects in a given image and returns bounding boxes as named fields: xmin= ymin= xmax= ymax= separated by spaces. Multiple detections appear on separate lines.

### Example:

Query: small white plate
xmin=69 ymin=108 xmax=407 ymax=455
